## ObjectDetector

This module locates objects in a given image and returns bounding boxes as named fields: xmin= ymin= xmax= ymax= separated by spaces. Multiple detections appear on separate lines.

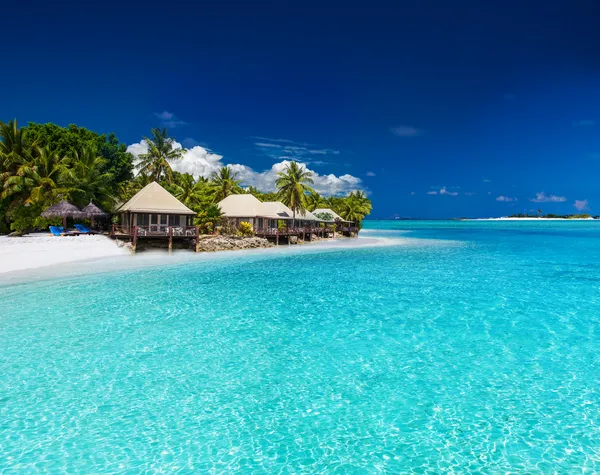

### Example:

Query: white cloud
xmin=366 ymin=171 xmax=376 ymax=177
xmin=464 ymin=192 xmax=476 ymax=196
xmin=439 ymin=187 xmax=458 ymax=196
xmin=128 ymin=140 xmax=224 ymax=178
xmin=496 ymin=196 xmax=516 ymax=202
xmin=253 ymin=137 xmax=340 ymax=162
xmin=229 ymin=161 xmax=362 ymax=195
xmin=574 ymin=199 xmax=589 ymax=212
xmin=410 ymin=191 xmax=416 ymax=195
xmin=154 ymin=110 xmax=186 ymax=128
xmin=127 ymin=141 xmax=363 ymax=196
xmin=483 ymin=178 xmax=491 ymax=183
xmin=390 ymin=125 xmax=423 ymax=137
xmin=427 ymin=186 xmax=458 ymax=196
xmin=530 ymin=192 xmax=566 ymax=203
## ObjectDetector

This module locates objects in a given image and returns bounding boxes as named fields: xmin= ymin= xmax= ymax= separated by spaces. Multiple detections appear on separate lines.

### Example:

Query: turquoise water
xmin=2 ymin=220 xmax=600 ymax=473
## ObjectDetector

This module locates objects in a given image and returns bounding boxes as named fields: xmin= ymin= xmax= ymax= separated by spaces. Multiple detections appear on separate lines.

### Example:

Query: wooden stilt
xmin=276 ymin=231 xmax=279 ymax=246
xmin=168 ymin=226 xmax=173 ymax=253
xmin=132 ymin=225 xmax=138 ymax=254
xmin=196 ymin=225 xmax=200 ymax=252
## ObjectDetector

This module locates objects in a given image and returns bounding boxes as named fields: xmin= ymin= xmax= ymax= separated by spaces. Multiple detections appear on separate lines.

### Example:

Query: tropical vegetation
xmin=0 ymin=119 xmax=372 ymax=234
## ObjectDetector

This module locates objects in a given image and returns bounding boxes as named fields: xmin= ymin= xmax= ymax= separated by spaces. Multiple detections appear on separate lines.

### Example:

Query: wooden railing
xmin=254 ymin=226 xmax=358 ymax=236
xmin=112 ymin=225 xmax=197 ymax=238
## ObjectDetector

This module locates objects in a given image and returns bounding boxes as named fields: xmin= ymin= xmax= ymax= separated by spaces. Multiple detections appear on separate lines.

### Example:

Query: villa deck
xmin=255 ymin=225 xmax=360 ymax=242
xmin=111 ymin=224 xmax=360 ymax=251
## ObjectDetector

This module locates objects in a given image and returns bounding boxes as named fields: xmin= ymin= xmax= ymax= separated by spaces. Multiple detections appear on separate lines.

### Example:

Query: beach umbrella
xmin=82 ymin=201 xmax=108 ymax=227
xmin=41 ymin=200 xmax=84 ymax=234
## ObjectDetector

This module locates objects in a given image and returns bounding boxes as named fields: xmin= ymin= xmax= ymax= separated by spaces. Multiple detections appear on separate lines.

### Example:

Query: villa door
xmin=150 ymin=214 xmax=159 ymax=233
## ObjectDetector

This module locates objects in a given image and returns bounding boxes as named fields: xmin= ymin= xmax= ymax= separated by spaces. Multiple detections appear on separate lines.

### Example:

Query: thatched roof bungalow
xmin=116 ymin=181 xmax=196 ymax=232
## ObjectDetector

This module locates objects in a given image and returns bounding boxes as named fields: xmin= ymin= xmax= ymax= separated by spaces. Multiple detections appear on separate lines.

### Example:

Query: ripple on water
xmin=1 ymin=223 xmax=600 ymax=472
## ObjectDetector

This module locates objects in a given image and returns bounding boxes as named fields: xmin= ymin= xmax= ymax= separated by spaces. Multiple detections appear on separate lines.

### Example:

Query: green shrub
xmin=238 ymin=221 xmax=254 ymax=237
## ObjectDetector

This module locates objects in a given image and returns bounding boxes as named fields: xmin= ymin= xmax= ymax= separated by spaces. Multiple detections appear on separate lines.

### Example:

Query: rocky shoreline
xmin=195 ymin=235 xmax=274 ymax=252
xmin=115 ymin=233 xmax=357 ymax=253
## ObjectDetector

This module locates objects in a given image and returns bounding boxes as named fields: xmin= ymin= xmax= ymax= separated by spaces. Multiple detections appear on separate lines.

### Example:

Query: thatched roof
xmin=41 ymin=200 xmax=84 ymax=218
xmin=116 ymin=181 xmax=196 ymax=215
xmin=82 ymin=201 xmax=108 ymax=217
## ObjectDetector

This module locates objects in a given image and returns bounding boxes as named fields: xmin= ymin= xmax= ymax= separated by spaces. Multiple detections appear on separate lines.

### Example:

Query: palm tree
xmin=172 ymin=173 xmax=206 ymax=208
xmin=0 ymin=120 xmax=38 ymax=187
xmin=305 ymin=191 xmax=325 ymax=211
xmin=62 ymin=146 xmax=114 ymax=207
xmin=136 ymin=128 xmax=185 ymax=183
xmin=210 ymin=166 xmax=242 ymax=202
xmin=349 ymin=190 xmax=372 ymax=214
xmin=275 ymin=161 xmax=315 ymax=225
xmin=2 ymin=146 xmax=70 ymax=206
xmin=339 ymin=197 xmax=370 ymax=225
xmin=195 ymin=203 xmax=223 ymax=234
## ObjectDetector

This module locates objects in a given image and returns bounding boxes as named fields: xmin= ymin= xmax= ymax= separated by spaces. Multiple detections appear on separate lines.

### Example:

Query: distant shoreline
xmin=469 ymin=217 xmax=596 ymax=221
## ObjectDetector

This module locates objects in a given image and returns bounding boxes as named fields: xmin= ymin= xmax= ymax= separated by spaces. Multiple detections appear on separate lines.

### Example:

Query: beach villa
xmin=218 ymin=195 xmax=358 ymax=242
xmin=112 ymin=181 xmax=198 ymax=250
xmin=109 ymin=183 xmax=358 ymax=250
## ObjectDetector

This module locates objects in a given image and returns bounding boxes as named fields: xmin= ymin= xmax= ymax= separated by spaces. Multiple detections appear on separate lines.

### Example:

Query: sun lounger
xmin=74 ymin=224 xmax=94 ymax=234
xmin=49 ymin=226 xmax=64 ymax=236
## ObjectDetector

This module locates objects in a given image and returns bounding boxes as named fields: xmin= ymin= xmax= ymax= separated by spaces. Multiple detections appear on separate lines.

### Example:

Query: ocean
xmin=2 ymin=220 xmax=600 ymax=472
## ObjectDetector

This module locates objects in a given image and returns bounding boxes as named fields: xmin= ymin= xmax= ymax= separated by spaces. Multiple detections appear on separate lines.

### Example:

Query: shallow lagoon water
xmin=2 ymin=220 xmax=600 ymax=473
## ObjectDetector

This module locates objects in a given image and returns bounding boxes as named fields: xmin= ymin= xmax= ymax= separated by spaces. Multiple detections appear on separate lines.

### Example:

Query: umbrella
xmin=82 ymin=201 xmax=108 ymax=227
xmin=41 ymin=200 xmax=84 ymax=234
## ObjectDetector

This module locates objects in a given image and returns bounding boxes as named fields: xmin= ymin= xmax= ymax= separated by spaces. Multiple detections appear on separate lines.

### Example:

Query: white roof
xmin=117 ymin=182 xmax=196 ymax=215
xmin=260 ymin=201 xmax=294 ymax=220
xmin=296 ymin=209 xmax=318 ymax=221
xmin=218 ymin=195 xmax=304 ymax=220
xmin=218 ymin=194 xmax=264 ymax=217
xmin=312 ymin=208 xmax=348 ymax=222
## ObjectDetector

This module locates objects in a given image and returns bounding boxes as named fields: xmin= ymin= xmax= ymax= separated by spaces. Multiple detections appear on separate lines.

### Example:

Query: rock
xmin=195 ymin=235 xmax=274 ymax=252
xmin=7 ymin=231 xmax=24 ymax=237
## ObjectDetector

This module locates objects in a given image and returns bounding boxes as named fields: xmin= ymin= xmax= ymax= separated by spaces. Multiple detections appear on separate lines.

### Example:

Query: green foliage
xmin=195 ymin=203 xmax=223 ymax=234
xmin=0 ymin=120 xmax=132 ymax=233
xmin=210 ymin=166 xmax=242 ymax=202
xmin=275 ymin=161 xmax=314 ymax=220
xmin=238 ymin=221 xmax=254 ymax=236
xmin=1 ymin=121 xmax=374 ymax=234
xmin=25 ymin=122 xmax=133 ymax=186
xmin=136 ymin=128 xmax=185 ymax=183
xmin=314 ymin=212 xmax=334 ymax=221
xmin=278 ymin=220 xmax=287 ymax=231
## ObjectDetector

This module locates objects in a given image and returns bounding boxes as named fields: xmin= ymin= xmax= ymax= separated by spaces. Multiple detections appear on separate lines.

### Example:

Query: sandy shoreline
xmin=0 ymin=233 xmax=130 ymax=275
xmin=0 ymin=232 xmax=415 ymax=286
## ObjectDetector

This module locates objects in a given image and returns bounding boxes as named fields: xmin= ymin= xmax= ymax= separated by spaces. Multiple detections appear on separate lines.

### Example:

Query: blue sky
xmin=3 ymin=0 xmax=600 ymax=218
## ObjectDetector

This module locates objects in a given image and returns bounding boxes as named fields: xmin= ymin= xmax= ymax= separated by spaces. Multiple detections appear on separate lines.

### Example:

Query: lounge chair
xmin=49 ymin=226 xmax=64 ymax=236
xmin=74 ymin=224 xmax=93 ymax=234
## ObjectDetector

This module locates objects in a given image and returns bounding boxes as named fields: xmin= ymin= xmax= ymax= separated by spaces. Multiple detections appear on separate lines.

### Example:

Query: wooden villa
xmin=218 ymin=195 xmax=359 ymax=244
xmin=111 ymin=181 xmax=198 ymax=251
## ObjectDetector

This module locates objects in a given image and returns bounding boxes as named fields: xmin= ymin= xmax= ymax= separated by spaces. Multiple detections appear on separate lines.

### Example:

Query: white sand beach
xmin=0 ymin=233 xmax=130 ymax=275
xmin=0 ymin=232 xmax=414 ymax=284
